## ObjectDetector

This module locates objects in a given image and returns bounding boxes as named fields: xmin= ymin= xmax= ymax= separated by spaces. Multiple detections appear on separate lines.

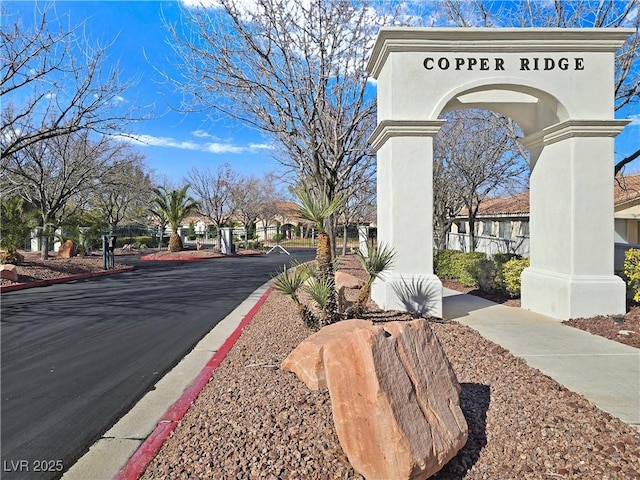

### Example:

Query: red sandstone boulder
xmin=282 ymin=319 xmax=468 ymax=480
xmin=0 ymin=264 xmax=18 ymax=282
xmin=335 ymin=270 xmax=363 ymax=290
xmin=57 ymin=240 xmax=75 ymax=258
xmin=281 ymin=319 xmax=373 ymax=390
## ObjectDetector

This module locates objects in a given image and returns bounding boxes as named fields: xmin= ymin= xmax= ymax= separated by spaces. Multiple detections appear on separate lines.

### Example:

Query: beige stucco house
xmin=448 ymin=174 xmax=640 ymax=271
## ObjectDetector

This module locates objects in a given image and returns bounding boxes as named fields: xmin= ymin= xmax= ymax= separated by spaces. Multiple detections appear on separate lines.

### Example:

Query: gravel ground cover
xmin=139 ymin=255 xmax=640 ymax=480
xmin=0 ymin=251 xmax=134 ymax=286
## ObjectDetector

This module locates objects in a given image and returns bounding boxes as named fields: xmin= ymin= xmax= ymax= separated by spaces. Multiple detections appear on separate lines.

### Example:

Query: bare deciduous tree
xmin=162 ymin=0 xmax=400 ymax=253
xmin=187 ymin=163 xmax=239 ymax=248
xmin=433 ymin=0 xmax=639 ymax=174
xmin=90 ymin=151 xmax=154 ymax=232
xmin=1 ymin=3 xmax=148 ymax=160
xmin=434 ymin=109 xmax=528 ymax=252
xmin=2 ymin=132 xmax=136 ymax=259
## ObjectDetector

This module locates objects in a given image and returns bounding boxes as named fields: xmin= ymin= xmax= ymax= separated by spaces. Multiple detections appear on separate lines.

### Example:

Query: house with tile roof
xmin=447 ymin=174 xmax=640 ymax=271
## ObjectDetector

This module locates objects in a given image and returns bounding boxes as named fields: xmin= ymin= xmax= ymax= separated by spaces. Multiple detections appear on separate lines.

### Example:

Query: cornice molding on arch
xmin=367 ymin=28 xmax=634 ymax=78
xmin=521 ymin=119 xmax=631 ymax=150
xmin=368 ymin=119 xmax=446 ymax=152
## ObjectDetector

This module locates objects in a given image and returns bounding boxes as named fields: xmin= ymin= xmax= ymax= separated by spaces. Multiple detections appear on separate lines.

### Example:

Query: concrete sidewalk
xmin=443 ymin=288 xmax=640 ymax=429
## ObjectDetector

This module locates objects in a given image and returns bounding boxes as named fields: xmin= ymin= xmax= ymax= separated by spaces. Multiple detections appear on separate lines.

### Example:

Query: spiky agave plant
xmin=273 ymin=264 xmax=319 ymax=330
xmin=352 ymin=243 xmax=397 ymax=315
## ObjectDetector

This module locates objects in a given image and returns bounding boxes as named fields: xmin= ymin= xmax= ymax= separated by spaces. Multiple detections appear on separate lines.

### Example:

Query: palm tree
xmin=293 ymin=186 xmax=345 ymax=326
xmin=150 ymin=185 xmax=200 ymax=252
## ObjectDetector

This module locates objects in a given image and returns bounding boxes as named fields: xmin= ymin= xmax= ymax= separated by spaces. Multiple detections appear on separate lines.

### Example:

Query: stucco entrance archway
xmin=366 ymin=28 xmax=633 ymax=320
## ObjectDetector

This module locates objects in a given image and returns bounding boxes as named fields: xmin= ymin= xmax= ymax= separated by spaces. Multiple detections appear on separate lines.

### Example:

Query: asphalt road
xmin=1 ymin=249 xmax=315 ymax=480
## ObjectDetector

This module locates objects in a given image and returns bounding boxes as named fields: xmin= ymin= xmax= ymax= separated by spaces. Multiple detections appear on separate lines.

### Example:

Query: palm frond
xmin=304 ymin=275 xmax=334 ymax=311
xmin=292 ymin=187 xmax=346 ymax=232
xmin=358 ymin=243 xmax=396 ymax=285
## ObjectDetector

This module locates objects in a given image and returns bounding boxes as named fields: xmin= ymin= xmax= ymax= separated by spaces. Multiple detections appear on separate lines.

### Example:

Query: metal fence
xmin=183 ymin=225 xmax=377 ymax=254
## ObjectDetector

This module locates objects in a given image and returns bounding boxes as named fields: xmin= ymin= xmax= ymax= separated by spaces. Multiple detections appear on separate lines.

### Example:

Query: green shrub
xmin=453 ymin=252 xmax=486 ymax=287
xmin=115 ymin=236 xmax=135 ymax=248
xmin=435 ymin=250 xmax=485 ymax=287
xmin=624 ymin=248 xmax=640 ymax=303
xmin=434 ymin=250 xmax=458 ymax=279
xmin=476 ymin=253 xmax=522 ymax=293
xmin=476 ymin=258 xmax=500 ymax=292
xmin=502 ymin=258 xmax=530 ymax=298
xmin=114 ymin=236 xmax=154 ymax=249
xmin=247 ymin=240 xmax=263 ymax=250
xmin=493 ymin=253 xmax=522 ymax=264
xmin=135 ymin=236 xmax=154 ymax=248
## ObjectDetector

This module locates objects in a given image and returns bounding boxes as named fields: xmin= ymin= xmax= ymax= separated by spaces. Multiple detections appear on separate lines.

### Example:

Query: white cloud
xmin=629 ymin=114 xmax=640 ymax=127
xmin=206 ymin=143 xmax=244 ymax=154
xmin=115 ymin=132 xmax=271 ymax=154
xmin=192 ymin=129 xmax=216 ymax=139
xmin=180 ymin=0 xmax=221 ymax=8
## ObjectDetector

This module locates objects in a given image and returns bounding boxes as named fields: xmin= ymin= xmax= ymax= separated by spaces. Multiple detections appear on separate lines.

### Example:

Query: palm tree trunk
xmin=316 ymin=231 xmax=332 ymax=280
xmin=168 ymin=232 xmax=183 ymax=252
xmin=355 ymin=283 xmax=371 ymax=307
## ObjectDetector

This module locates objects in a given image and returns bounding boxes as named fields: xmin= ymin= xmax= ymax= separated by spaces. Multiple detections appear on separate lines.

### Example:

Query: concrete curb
xmin=113 ymin=284 xmax=273 ymax=480
xmin=61 ymin=282 xmax=275 ymax=480
xmin=0 ymin=267 xmax=135 ymax=293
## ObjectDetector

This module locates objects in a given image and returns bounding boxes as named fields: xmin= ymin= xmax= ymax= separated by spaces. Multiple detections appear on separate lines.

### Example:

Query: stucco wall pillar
xmin=369 ymin=120 xmax=445 ymax=317
xmin=520 ymin=120 xmax=629 ymax=319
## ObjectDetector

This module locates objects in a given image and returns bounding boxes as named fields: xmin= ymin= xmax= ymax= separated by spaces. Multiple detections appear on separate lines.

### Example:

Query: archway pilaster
xmin=370 ymin=120 xmax=446 ymax=317
xmin=520 ymin=119 xmax=629 ymax=319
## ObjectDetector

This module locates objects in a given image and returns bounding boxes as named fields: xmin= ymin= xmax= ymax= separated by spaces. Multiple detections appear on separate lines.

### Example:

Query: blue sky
xmin=5 ymin=0 xmax=283 ymax=184
xmin=4 ymin=0 xmax=640 ymax=183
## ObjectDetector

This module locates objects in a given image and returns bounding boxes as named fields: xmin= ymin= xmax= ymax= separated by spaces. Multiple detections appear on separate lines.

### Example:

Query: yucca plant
xmin=292 ymin=186 xmax=346 ymax=325
xmin=350 ymin=243 xmax=396 ymax=316
xmin=305 ymin=274 xmax=336 ymax=328
xmin=273 ymin=264 xmax=320 ymax=330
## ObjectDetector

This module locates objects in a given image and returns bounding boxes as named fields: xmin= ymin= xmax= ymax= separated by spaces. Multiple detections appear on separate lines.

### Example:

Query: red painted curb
xmin=113 ymin=284 xmax=275 ymax=480
xmin=0 ymin=267 xmax=135 ymax=293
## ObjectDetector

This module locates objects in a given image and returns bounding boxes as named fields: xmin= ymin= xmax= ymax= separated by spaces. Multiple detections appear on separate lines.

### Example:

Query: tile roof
xmin=467 ymin=174 xmax=640 ymax=217
xmin=615 ymin=173 xmax=640 ymax=206
xmin=476 ymin=190 xmax=530 ymax=216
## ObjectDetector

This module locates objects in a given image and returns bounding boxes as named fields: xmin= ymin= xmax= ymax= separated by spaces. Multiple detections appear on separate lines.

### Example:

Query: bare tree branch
xmin=1 ymin=3 xmax=150 ymax=159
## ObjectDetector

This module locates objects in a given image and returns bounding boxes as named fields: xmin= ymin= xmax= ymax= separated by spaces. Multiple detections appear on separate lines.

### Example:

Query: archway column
xmin=369 ymin=120 xmax=445 ymax=317
xmin=520 ymin=119 xmax=629 ymax=319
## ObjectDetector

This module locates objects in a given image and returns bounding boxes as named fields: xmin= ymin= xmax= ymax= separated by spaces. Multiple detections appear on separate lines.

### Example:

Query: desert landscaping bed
xmin=0 ymin=251 xmax=134 ymax=286
xmin=139 ymin=256 xmax=640 ymax=480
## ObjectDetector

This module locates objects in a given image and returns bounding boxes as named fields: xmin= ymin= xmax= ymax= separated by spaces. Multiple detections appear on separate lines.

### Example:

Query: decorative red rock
xmin=0 ymin=264 xmax=18 ymax=282
xmin=281 ymin=319 xmax=372 ymax=390
xmin=57 ymin=240 xmax=75 ymax=258
xmin=282 ymin=319 xmax=468 ymax=480
xmin=335 ymin=270 xmax=363 ymax=290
